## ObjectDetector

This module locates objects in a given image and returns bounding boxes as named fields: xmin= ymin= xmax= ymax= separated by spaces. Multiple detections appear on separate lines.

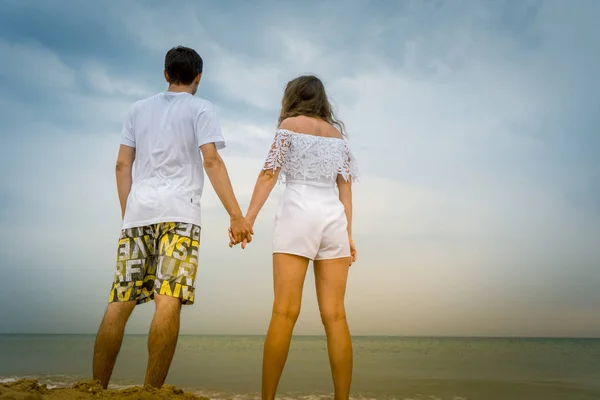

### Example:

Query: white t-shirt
xmin=120 ymin=91 xmax=225 ymax=229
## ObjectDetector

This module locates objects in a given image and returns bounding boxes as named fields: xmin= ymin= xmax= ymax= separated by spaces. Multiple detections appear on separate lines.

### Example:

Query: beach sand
xmin=0 ymin=379 xmax=208 ymax=400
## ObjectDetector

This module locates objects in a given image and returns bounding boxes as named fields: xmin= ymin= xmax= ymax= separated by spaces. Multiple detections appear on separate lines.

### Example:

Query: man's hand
xmin=229 ymin=215 xmax=253 ymax=249
xmin=228 ymin=216 xmax=254 ymax=249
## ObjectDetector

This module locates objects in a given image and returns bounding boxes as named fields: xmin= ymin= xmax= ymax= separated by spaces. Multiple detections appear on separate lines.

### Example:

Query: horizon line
xmin=1 ymin=333 xmax=599 ymax=340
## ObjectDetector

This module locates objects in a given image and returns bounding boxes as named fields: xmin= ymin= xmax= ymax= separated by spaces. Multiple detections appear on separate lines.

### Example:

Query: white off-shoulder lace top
xmin=262 ymin=129 xmax=359 ymax=185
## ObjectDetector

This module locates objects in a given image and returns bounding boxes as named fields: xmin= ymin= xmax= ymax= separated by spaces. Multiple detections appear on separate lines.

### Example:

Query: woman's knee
xmin=319 ymin=306 xmax=346 ymax=326
xmin=272 ymin=302 xmax=302 ymax=322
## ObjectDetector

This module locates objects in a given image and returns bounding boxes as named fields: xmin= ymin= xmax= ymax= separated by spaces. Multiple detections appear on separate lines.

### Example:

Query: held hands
xmin=228 ymin=214 xmax=253 ymax=249
xmin=228 ymin=214 xmax=254 ymax=249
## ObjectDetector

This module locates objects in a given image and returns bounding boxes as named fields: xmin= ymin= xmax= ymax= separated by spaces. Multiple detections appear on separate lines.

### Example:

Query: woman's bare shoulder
xmin=278 ymin=116 xmax=306 ymax=131
xmin=279 ymin=116 xmax=342 ymax=139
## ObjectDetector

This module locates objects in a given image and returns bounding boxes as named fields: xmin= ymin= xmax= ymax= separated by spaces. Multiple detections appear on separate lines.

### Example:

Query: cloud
xmin=0 ymin=0 xmax=598 ymax=337
xmin=209 ymin=46 xmax=285 ymax=111
xmin=0 ymin=39 xmax=75 ymax=89
xmin=82 ymin=63 xmax=154 ymax=98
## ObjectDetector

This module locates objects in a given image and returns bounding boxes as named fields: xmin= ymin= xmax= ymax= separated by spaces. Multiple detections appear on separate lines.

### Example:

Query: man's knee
xmin=104 ymin=301 xmax=136 ymax=323
xmin=154 ymin=294 xmax=183 ymax=314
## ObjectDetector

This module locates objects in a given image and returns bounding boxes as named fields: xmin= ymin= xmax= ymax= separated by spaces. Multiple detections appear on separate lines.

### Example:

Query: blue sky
xmin=0 ymin=0 xmax=598 ymax=337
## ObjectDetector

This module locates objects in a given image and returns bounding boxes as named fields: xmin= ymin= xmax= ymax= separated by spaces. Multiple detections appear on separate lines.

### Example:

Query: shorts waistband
xmin=285 ymin=179 xmax=336 ymax=188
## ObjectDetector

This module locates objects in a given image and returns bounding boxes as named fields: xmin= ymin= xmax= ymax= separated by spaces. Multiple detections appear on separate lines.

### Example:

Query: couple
xmin=92 ymin=46 xmax=359 ymax=400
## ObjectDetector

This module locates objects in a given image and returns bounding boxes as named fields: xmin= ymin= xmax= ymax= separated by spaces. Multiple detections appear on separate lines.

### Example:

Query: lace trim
xmin=262 ymin=129 xmax=359 ymax=183
xmin=263 ymin=130 xmax=292 ymax=172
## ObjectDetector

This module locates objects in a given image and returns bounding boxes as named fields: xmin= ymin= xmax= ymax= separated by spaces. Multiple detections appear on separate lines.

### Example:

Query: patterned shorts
xmin=108 ymin=222 xmax=201 ymax=305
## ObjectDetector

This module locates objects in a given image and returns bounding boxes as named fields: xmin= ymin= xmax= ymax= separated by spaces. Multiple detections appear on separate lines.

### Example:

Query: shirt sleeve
xmin=195 ymin=103 xmax=226 ymax=150
xmin=262 ymin=130 xmax=292 ymax=172
xmin=120 ymin=105 xmax=135 ymax=148
xmin=340 ymin=143 xmax=359 ymax=182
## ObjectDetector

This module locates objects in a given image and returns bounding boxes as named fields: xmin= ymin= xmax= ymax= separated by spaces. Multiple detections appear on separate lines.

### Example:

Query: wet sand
xmin=0 ymin=379 xmax=208 ymax=400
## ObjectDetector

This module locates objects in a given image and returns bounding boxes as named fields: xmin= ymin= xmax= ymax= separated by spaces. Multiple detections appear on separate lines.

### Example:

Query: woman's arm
xmin=229 ymin=169 xmax=279 ymax=248
xmin=337 ymin=175 xmax=353 ymax=239
xmin=229 ymin=130 xmax=290 ymax=248
xmin=337 ymin=175 xmax=357 ymax=264
xmin=338 ymin=142 xmax=359 ymax=264
xmin=246 ymin=169 xmax=280 ymax=227
xmin=246 ymin=129 xmax=291 ymax=225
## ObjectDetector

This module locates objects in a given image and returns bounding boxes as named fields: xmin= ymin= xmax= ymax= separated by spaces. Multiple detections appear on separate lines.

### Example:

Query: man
xmin=92 ymin=46 xmax=252 ymax=389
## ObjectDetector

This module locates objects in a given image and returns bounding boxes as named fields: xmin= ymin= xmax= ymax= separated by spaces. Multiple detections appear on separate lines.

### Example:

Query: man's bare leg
xmin=144 ymin=294 xmax=182 ymax=388
xmin=93 ymin=301 xmax=136 ymax=388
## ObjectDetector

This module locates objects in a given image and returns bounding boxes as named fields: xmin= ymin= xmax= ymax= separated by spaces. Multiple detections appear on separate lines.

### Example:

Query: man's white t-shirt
xmin=120 ymin=91 xmax=225 ymax=229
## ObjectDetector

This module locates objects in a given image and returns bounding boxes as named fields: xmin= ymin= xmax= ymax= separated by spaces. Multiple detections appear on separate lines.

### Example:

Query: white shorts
xmin=272 ymin=181 xmax=350 ymax=261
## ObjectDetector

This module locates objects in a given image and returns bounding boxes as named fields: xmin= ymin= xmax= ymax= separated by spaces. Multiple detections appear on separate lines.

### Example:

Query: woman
xmin=230 ymin=75 xmax=358 ymax=400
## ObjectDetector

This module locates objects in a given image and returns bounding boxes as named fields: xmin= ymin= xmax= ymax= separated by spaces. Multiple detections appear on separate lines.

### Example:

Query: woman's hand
xmin=349 ymin=237 xmax=357 ymax=265
xmin=229 ymin=217 xmax=255 ymax=249
xmin=228 ymin=227 xmax=235 ymax=247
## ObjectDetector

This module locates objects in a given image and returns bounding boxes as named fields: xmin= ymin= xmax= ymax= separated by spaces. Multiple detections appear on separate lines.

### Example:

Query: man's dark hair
xmin=164 ymin=46 xmax=203 ymax=85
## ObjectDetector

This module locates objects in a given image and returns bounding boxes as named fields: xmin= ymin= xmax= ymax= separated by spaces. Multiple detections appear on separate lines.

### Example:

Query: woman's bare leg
xmin=261 ymin=253 xmax=310 ymax=400
xmin=314 ymin=257 xmax=352 ymax=400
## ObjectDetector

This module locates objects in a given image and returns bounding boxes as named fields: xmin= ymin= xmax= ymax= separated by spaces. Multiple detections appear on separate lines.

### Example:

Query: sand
xmin=0 ymin=379 xmax=209 ymax=400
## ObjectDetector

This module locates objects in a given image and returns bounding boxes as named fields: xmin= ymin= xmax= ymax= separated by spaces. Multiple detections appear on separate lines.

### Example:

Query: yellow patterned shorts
xmin=108 ymin=222 xmax=200 ymax=305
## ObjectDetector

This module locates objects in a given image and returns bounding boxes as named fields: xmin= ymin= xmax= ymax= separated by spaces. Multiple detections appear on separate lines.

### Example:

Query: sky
xmin=0 ymin=0 xmax=598 ymax=337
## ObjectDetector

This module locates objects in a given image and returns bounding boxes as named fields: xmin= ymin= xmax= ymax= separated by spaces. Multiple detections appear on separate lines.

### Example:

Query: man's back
xmin=94 ymin=45 xmax=251 ymax=391
xmin=121 ymin=91 xmax=225 ymax=229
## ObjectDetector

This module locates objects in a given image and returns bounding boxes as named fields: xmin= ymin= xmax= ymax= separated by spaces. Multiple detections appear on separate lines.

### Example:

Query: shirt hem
xmin=120 ymin=139 xmax=135 ymax=148
xmin=198 ymin=136 xmax=226 ymax=150
xmin=121 ymin=216 xmax=202 ymax=230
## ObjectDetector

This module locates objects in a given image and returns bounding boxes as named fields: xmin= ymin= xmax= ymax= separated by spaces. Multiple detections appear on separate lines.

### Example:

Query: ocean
xmin=1 ymin=334 xmax=599 ymax=400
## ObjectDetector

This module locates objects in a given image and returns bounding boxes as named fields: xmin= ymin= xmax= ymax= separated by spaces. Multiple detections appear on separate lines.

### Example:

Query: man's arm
xmin=116 ymin=144 xmax=136 ymax=218
xmin=200 ymin=143 xmax=251 ymax=244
